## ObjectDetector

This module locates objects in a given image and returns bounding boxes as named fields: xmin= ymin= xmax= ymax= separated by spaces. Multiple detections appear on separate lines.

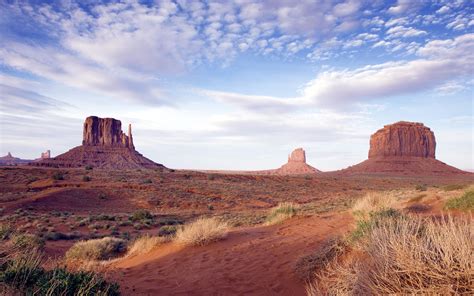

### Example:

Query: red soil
xmin=110 ymin=213 xmax=353 ymax=295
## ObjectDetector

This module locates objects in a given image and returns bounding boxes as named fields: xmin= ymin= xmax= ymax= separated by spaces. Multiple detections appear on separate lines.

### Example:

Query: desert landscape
xmin=1 ymin=1 xmax=473 ymax=295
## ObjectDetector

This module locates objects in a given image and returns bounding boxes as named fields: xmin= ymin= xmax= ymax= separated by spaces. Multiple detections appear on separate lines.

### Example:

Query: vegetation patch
xmin=265 ymin=202 xmax=298 ymax=225
xmin=126 ymin=235 xmax=169 ymax=257
xmin=65 ymin=237 xmax=126 ymax=262
xmin=0 ymin=252 xmax=119 ymax=295
xmin=175 ymin=217 xmax=228 ymax=246
xmin=443 ymin=184 xmax=467 ymax=191
xmin=445 ymin=189 xmax=474 ymax=211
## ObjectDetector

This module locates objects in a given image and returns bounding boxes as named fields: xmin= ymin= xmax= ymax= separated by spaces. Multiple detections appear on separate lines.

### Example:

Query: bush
xmin=85 ymin=165 xmax=93 ymax=171
xmin=445 ymin=189 xmax=474 ymax=211
xmin=82 ymin=175 xmax=92 ymax=182
xmin=415 ymin=184 xmax=427 ymax=191
xmin=142 ymin=179 xmax=152 ymax=184
xmin=11 ymin=233 xmax=44 ymax=251
xmin=443 ymin=184 xmax=466 ymax=191
xmin=52 ymin=172 xmax=64 ymax=181
xmin=0 ymin=224 xmax=13 ymax=240
xmin=265 ymin=202 xmax=298 ymax=225
xmin=175 ymin=217 xmax=228 ymax=246
xmin=309 ymin=215 xmax=473 ymax=295
xmin=0 ymin=252 xmax=119 ymax=295
xmin=158 ymin=225 xmax=177 ymax=236
xmin=126 ymin=235 xmax=168 ymax=257
xmin=129 ymin=210 xmax=153 ymax=222
xmin=352 ymin=192 xmax=397 ymax=219
xmin=65 ymin=237 xmax=126 ymax=262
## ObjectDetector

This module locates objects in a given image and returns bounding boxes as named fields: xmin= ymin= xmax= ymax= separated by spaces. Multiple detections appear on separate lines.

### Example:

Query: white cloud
xmin=436 ymin=6 xmax=450 ymax=14
xmin=386 ymin=26 xmax=427 ymax=38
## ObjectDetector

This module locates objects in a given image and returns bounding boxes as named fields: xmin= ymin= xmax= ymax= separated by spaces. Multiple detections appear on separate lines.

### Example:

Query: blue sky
xmin=0 ymin=0 xmax=473 ymax=171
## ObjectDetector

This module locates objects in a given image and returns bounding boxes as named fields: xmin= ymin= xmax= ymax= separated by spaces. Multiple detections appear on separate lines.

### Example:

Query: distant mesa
xmin=341 ymin=121 xmax=466 ymax=175
xmin=275 ymin=148 xmax=321 ymax=175
xmin=35 ymin=116 xmax=165 ymax=169
xmin=40 ymin=150 xmax=51 ymax=159
xmin=0 ymin=152 xmax=31 ymax=166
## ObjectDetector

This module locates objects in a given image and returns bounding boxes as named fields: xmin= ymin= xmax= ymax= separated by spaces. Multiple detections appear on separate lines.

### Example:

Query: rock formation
xmin=368 ymin=122 xmax=436 ymax=159
xmin=275 ymin=148 xmax=321 ymax=175
xmin=341 ymin=121 xmax=466 ymax=175
xmin=0 ymin=152 xmax=31 ymax=166
xmin=40 ymin=150 xmax=51 ymax=159
xmin=35 ymin=116 xmax=165 ymax=169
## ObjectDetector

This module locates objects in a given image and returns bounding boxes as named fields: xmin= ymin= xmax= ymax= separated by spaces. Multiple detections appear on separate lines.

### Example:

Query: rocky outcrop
xmin=369 ymin=122 xmax=436 ymax=159
xmin=276 ymin=148 xmax=321 ymax=175
xmin=83 ymin=116 xmax=134 ymax=149
xmin=341 ymin=121 xmax=466 ymax=175
xmin=40 ymin=150 xmax=51 ymax=159
xmin=35 ymin=116 xmax=164 ymax=170
xmin=0 ymin=152 xmax=31 ymax=166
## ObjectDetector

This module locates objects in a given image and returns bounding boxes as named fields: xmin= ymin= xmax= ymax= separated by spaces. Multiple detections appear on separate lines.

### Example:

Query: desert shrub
xmin=0 ymin=224 xmax=13 ymax=240
xmin=11 ymin=233 xmax=44 ymax=251
xmin=443 ymin=184 xmax=466 ymax=191
xmin=65 ymin=237 xmax=126 ymax=262
xmin=265 ymin=202 xmax=298 ymax=225
xmin=350 ymin=208 xmax=401 ymax=242
xmin=129 ymin=210 xmax=153 ymax=222
xmin=0 ymin=252 xmax=119 ymax=295
xmin=126 ymin=235 xmax=169 ymax=257
xmin=175 ymin=217 xmax=228 ymax=246
xmin=85 ymin=165 xmax=93 ymax=171
xmin=82 ymin=175 xmax=92 ymax=182
xmin=142 ymin=179 xmax=152 ymax=184
xmin=52 ymin=172 xmax=64 ymax=180
xmin=156 ymin=216 xmax=184 ymax=226
xmin=409 ymin=194 xmax=426 ymax=203
xmin=415 ymin=184 xmax=427 ymax=191
xmin=309 ymin=215 xmax=473 ymax=295
xmin=158 ymin=225 xmax=177 ymax=237
xmin=43 ymin=232 xmax=81 ymax=241
xmin=445 ymin=189 xmax=474 ymax=211
xmin=295 ymin=236 xmax=348 ymax=282
xmin=352 ymin=192 xmax=397 ymax=219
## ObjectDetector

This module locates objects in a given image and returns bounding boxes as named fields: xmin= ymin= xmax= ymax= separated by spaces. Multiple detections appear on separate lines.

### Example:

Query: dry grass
xmin=175 ymin=217 xmax=229 ymax=246
xmin=308 ymin=214 xmax=474 ymax=295
xmin=352 ymin=191 xmax=397 ymax=219
xmin=445 ymin=187 xmax=474 ymax=211
xmin=126 ymin=235 xmax=169 ymax=257
xmin=265 ymin=202 xmax=298 ymax=225
xmin=295 ymin=236 xmax=347 ymax=282
xmin=65 ymin=237 xmax=126 ymax=262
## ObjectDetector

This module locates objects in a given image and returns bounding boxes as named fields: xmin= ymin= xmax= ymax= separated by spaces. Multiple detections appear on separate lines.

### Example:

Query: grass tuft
xmin=126 ymin=235 xmax=169 ymax=257
xmin=175 ymin=217 xmax=228 ymax=246
xmin=265 ymin=202 xmax=298 ymax=225
xmin=65 ymin=237 xmax=126 ymax=262
xmin=445 ymin=188 xmax=474 ymax=211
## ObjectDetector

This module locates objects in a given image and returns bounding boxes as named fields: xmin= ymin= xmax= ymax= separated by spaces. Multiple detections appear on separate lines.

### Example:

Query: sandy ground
xmin=110 ymin=213 xmax=352 ymax=295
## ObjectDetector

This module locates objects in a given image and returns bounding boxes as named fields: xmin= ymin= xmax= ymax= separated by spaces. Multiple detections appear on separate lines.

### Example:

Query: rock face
xmin=82 ymin=116 xmax=134 ymax=149
xmin=40 ymin=150 xmax=51 ymax=159
xmin=341 ymin=121 xmax=465 ymax=175
xmin=276 ymin=148 xmax=321 ymax=175
xmin=368 ymin=122 xmax=436 ymax=159
xmin=0 ymin=152 xmax=31 ymax=166
xmin=35 ymin=116 xmax=165 ymax=170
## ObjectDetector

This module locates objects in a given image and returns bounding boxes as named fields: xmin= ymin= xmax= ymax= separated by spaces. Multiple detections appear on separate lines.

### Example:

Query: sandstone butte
xmin=341 ymin=121 xmax=466 ymax=175
xmin=34 ymin=116 xmax=164 ymax=169
xmin=275 ymin=148 xmax=321 ymax=175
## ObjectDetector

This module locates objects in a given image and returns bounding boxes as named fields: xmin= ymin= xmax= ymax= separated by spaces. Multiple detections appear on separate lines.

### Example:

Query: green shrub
xmin=265 ymin=202 xmax=298 ymax=225
xmin=350 ymin=208 xmax=401 ymax=242
xmin=65 ymin=237 xmax=126 ymax=261
xmin=142 ymin=179 xmax=152 ymax=184
xmin=443 ymin=184 xmax=466 ymax=191
xmin=129 ymin=210 xmax=153 ymax=222
xmin=85 ymin=165 xmax=93 ymax=171
xmin=0 ymin=224 xmax=13 ymax=240
xmin=0 ymin=253 xmax=119 ymax=295
xmin=158 ymin=225 xmax=177 ymax=237
xmin=415 ymin=184 xmax=427 ymax=191
xmin=52 ymin=172 xmax=64 ymax=181
xmin=445 ymin=189 xmax=474 ymax=211
xmin=82 ymin=176 xmax=92 ymax=182
xmin=11 ymin=233 xmax=44 ymax=251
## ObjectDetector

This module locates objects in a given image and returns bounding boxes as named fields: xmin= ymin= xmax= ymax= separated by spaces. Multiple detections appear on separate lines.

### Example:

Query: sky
xmin=0 ymin=0 xmax=473 ymax=171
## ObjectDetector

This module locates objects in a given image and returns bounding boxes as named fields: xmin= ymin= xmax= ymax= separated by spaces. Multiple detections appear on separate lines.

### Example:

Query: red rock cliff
xmin=368 ymin=121 xmax=436 ymax=159
xmin=288 ymin=148 xmax=306 ymax=163
xmin=82 ymin=116 xmax=134 ymax=149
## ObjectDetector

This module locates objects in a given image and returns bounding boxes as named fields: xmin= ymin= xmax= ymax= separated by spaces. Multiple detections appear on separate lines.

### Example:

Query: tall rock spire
xmin=128 ymin=123 xmax=134 ymax=150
